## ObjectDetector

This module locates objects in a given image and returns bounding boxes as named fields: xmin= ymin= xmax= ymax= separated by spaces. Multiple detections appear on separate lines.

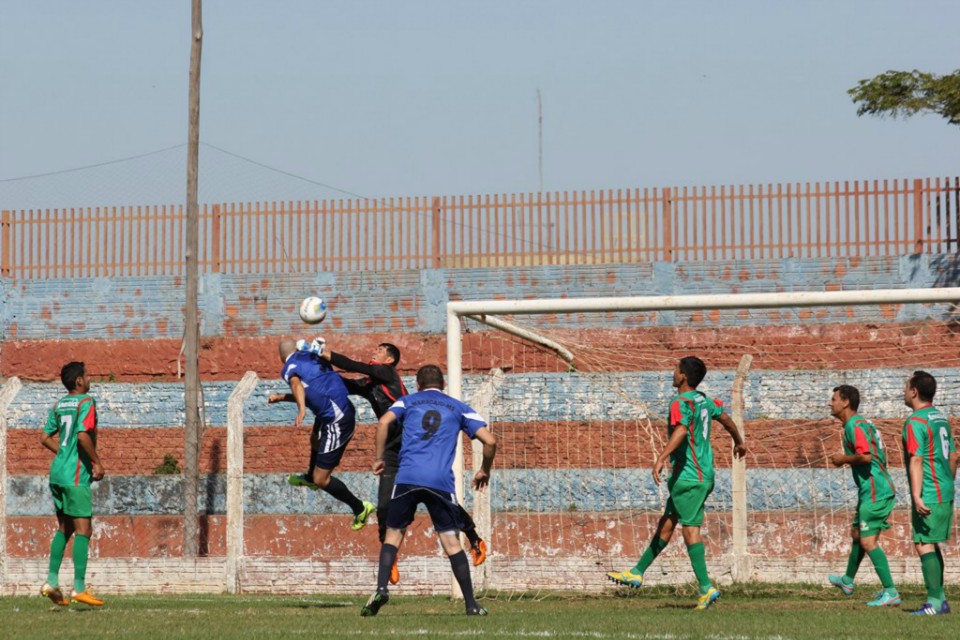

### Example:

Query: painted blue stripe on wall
xmin=5 ymin=468 xmax=912 ymax=516
xmin=7 ymin=367 xmax=959 ymax=429
xmin=3 ymin=254 xmax=954 ymax=340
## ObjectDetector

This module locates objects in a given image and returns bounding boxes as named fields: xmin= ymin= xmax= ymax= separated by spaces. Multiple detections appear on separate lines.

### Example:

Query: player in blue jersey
xmin=361 ymin=364 xmax=497 ymax=617
xmin=320 ymin=339 xmax=486 ymax=586
xmin=268 ymin=339 xmax=374 ymax=530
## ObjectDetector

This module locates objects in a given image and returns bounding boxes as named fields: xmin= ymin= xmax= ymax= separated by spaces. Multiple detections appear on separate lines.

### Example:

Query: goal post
xmin=446 ymin=287 xmax=960 ymax=591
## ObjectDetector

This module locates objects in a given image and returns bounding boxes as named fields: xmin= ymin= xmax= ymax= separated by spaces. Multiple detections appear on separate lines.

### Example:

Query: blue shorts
xmin=385 ymin=483 xmax=462 ymax=533
xmin=309 ymin=415 xmax=356 ymax=470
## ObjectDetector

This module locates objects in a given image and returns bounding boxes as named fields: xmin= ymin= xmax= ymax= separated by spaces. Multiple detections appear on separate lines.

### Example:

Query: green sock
xmin=844 ymin=542 xmax=865 ymax=583
xmin=73 ymin=535 xmax=90 ymax=593
xmin=632 ymin=536 xmax=668 ymax=575
xmin=867 ymin=547 xmax=895 ymax=591
xmin=46 ymin=531 xmax=68 ymax=587
xmin=935 ymin=546 xmax=946 ymax=601
xmin=920 ymin=552 xmax=943 ymax=608
xmin=686 ymin=542 xmax=712 ymax=594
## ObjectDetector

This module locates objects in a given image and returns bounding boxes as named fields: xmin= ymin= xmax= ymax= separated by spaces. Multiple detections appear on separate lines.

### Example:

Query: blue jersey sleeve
xmin=388 ymin=399 xmax=407 ymax=422
xmin=460 ymin=403 xmax=487 ymax=438
xmin=280 ymin=356 xmax=301 ymax=383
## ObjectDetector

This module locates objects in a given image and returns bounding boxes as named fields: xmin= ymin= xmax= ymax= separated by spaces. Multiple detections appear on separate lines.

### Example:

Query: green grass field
xmin=2 ymin=584 xmax=957 ymax=640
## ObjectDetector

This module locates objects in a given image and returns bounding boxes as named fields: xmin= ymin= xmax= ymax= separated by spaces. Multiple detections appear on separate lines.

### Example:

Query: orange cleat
xmin=70 ymin=589 xmax=104 ymax=606
xmin=389 ymin=558 xmax=400 ymax=585
xmin=470 ymin=539 xmax=487 ymax=566
xmin=40 ymin=582 xmax=68 ymax=606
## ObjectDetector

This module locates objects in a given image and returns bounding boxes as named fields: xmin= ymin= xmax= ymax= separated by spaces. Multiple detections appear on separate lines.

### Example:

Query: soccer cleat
xmin=866 ymin=591 xmax=901 ymax=607
xmin=287 ymin=473 xmax=319 ymax=490
xmin=70 ymin=589 xmax=104 ymax=606
xmin=351 ymin=501 xmax=376 ymax=531
xmin=909 ymin=602 xmax=941 ymax=616
xmin=939 ymin=601 xmax=951 ymax=614
xmin=470 ymin=539 xmax=487 ymax=566
xmin=828 ymin=575 xmax=854 ymax=596
xmin=40 ymin=582 xmax=68 ymax=606
xmin=360 ymin=590 xmax=389 ymax=617
xmin=606 ymin=570 xmax=643 ymax=588
xmin=466 ymin=605 xmax=489 ymax=616
xmin=695 ymin=586 xmax=720 ymax=610
xmin=389 ymin=558 xmax=400 ymax=585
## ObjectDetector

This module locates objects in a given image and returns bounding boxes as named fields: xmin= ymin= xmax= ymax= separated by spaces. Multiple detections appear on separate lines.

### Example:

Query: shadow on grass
xmin=288 ymin=601 xmax=353 ymax=610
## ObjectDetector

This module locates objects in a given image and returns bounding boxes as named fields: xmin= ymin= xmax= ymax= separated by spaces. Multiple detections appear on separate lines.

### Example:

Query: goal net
xmin=447 ymin=288 xmax=960 ymax=592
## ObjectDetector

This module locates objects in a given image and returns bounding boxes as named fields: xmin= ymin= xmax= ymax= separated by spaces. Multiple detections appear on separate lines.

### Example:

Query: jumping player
xmin=269 ymin=339 xmax=375 ymax=530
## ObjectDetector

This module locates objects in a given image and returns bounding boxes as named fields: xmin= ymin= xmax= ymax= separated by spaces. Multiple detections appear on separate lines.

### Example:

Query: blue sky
xmin=1 ymin=1 xmax=957 ymax=207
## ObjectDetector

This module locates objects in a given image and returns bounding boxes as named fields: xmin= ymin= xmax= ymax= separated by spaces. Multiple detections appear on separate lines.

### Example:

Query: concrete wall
xmin=3 ymin=254 xmax=959 ymax=342
xmin=3 ymin=255 xmax=960 ymax=593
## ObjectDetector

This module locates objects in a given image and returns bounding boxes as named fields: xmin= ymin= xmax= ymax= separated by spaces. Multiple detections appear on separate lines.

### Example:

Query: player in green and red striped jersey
xmin=39 ymin=362 xmax=105 ymax=607
xmin=902 ymin=371 xmax=958 ymax=616
xmin=607 ymin=356 xmax=747 ymax=610
xmin=826 ymin=385 xmax=900 ymax=606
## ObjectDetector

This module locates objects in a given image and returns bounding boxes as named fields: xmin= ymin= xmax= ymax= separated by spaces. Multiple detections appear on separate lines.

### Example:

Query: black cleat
xmin=466 ymin=605 xmax=489 ymax=616
xmin=360 ymin=590 xmax=389 ymax=617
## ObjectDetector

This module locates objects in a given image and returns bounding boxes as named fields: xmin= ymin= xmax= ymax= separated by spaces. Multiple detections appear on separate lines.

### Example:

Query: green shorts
xmin=912 ymin=501 xmax=954 ymax=544
xmin=50 ymin=483 xmax=93 ymax=518
xmin=854 ymin=496 xmax=894 ymax=537
xmin=665 ymin=479 xmax=714 ymax=527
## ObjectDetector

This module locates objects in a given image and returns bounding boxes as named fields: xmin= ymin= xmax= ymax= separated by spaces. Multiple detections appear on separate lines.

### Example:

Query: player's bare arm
xmin=471 ymin=427 xmax=497 ymax=490
xmin=268 ymin=393 xmax=295 ymax=403
xmin=950 ymin=451 xmax=959 ymax=480
xmin=373 ymin=411 xmax=398 ymax=475
xmin=716 ymin=412 xmax=747 ymax=458
xmin=40 ymin=430 xmax=59 ymax=454
xmin=285 ymin=377 xmax=307 ymax=428
xmin=831 ymin=452 xmax=872 ymax=467
xmin=653 ymin=424 xmax=688 ymax=485
xmin=908 ymin=455 xmax=930 ymax=516
xmin=77 ymin=431 xmax=105 ymax=481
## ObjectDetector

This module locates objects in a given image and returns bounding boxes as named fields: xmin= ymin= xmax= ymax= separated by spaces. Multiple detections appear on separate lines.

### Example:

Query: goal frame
xmin=445 ymin=287 xmax=960 ymax=588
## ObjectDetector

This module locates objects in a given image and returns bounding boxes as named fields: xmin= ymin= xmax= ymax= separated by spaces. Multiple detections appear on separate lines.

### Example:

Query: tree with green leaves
xmin=848 ymin=70 xmax=960 ymax=126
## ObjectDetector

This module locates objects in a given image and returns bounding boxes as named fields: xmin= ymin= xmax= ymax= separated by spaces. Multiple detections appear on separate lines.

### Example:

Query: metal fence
xmin=2 ymin=177 xmax=958 ymax=278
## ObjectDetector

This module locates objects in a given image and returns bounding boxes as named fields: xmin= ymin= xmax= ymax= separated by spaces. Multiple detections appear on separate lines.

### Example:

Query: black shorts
xmin=309 ymin=416 xmax=356 ymax=470
xmin=385 ymin=483 xmax=462 ymax=533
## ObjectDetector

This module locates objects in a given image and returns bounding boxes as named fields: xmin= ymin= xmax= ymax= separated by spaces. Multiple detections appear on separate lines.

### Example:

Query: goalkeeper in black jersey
xmin=322 ymin=341 xmax=486 ymax=584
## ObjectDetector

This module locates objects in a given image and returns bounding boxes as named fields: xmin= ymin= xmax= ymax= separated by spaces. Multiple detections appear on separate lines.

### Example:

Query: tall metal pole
xmin=184 ymin=0 xmax=203 ymax=558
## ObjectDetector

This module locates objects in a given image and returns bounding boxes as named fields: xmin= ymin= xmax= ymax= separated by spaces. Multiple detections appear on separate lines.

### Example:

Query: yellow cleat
xmin=40 ymin=582 xmax=68 ymax=606
xmin=695 ymin=586 xmax=720 ymax=610
xmin=606 ymin=570 xmax=643 ymax=588
xmin=70 ymin=589 xmax=105 ymax=607
xmin=351 ymin=501 xmax=376 ymax=531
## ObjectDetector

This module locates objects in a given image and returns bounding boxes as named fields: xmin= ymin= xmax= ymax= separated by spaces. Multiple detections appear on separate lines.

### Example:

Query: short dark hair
xmin=678 ymin=356 xmax=707 ymax=388
xmin=909 ymin=370 xmax=937 ymax=402
xmin=416 ymin=364 xmax=444 ymax=390
xmin=380 ymin=342 xmax=401 ymax=365
xmin=60 ymin=361 xmax=85 ymax=391
xmin=833 ymin=385 xmax=860 ymax=411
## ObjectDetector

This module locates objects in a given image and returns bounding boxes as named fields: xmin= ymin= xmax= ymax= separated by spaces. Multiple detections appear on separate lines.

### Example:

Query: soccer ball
xmin=298 ymin=297 xmax=327 ymax=324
